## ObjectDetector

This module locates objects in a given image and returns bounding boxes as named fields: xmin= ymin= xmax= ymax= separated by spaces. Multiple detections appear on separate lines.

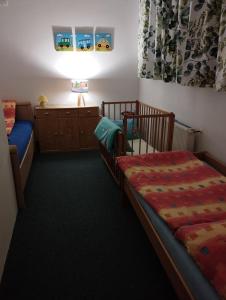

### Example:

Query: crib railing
xmin=100 ymin=100 xmax=175 ymax=183
xmin=102 ymin=100 xmax=171 ymax=119
xmin=101 ymin=100 xmax=175 ymax=155
xmin=102 ymin=100 xmax=139 ymax=120
xmin=119 ymin=113 xmax=174 ymax=156
xmin=138 ymin=101 xmax=169 ymax=115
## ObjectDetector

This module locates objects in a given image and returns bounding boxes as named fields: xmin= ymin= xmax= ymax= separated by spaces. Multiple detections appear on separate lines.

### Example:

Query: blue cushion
xmin=112 ymin=119 xmax=138 ymax=140
xmin=8 ymin=121 xmax=33 ymax=162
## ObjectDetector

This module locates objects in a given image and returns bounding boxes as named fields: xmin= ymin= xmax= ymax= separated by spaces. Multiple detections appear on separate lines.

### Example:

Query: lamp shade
xmin=72 ymin=80 xmax=88 ymax=93
xmin=38 ymin=95 xmax=48 ymax=107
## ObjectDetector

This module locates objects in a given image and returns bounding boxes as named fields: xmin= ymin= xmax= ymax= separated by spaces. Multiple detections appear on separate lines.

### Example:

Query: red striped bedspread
xmin=117 ymin=151 xmax=226 ymax=231
xmin=175 ymin=220 xmax=226 ymax=299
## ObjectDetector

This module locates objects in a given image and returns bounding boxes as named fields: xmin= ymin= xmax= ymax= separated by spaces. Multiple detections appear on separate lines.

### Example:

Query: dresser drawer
xmin=78 ymin=107 xmax=99 ymax=117
xmin=35 ymin=109 xmax=57 ymax=118
xmin=58 ymin=109 xmax=77 ymax=118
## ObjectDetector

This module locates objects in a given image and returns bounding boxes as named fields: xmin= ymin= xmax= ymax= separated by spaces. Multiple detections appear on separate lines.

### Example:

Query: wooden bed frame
xmin=9 ymin=102 xmax=34 ymax=208
xmin=119 ymin=151 xmax=226 ymax=300
xmin=100 ymin=100 xmax=175 ymax=183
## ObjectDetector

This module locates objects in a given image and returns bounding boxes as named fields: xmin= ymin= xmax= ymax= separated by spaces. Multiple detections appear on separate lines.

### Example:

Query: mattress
xmin=128 ymin=184 xmax=220 ymax=300
xmin=127 ymin=138 xmax=156 ymax=155
xmin=8 ymin=120 xmax=33 ymax=162
xmin=117 ymin=151 xmax=226 ymax=231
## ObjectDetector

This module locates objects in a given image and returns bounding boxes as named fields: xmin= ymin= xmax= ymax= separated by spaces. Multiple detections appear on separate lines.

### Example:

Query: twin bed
xmin=96 ymin=101 xmax=226 ymax=300
xmin=117 ymin=151 xmax=226 ymax=300
xmin=8 ymin=102 xmax=34 ymax=208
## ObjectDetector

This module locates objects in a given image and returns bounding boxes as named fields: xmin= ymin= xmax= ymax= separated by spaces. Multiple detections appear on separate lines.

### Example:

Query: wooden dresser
xmin=35 ymin=106 xmax=100 ymax=152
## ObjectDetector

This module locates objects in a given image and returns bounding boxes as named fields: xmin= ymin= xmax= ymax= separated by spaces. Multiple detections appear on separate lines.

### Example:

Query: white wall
xmin=0 ymin=0 xmax=139 ymax=106
xmin=139 ymin=79 xmax=226 ymax=163
xmin=0 ymin=106 xmax=17 ymax=282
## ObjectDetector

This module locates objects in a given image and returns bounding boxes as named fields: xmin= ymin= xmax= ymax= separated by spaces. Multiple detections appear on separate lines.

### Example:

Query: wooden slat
xmin=146 ymin=117 xmax=150 ymax=153
xmin=102 ymin=101 xmax=105 ymax=116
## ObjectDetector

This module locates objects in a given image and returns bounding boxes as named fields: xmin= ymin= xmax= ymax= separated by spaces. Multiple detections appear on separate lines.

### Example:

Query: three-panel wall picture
xmin=54 ymin=27 xmax=113 ymax=52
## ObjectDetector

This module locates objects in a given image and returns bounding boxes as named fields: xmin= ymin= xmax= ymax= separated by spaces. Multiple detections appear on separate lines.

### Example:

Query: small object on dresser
xmin=38 ymin=95 xmax=48 ymax=107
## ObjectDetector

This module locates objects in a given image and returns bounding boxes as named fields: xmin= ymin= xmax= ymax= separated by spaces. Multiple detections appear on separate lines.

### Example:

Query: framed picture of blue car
xmin=55 ymin=32 xmax=73 ymax=51
xmin=95 ymin=33 xmax=112 ymax=51
xmin=76 ymin=33 xmax=94 ymax=51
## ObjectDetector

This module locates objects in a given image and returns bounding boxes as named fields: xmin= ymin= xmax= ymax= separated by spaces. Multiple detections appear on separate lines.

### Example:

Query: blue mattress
xmin=8 ymin=121 xmax=33 ymax=163
xmin=128 ymin=185 xmax=220 ymax=300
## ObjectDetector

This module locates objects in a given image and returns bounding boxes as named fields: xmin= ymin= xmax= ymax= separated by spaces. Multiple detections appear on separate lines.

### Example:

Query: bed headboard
xmin=194 ymin=151 xmax=226 ymax=176
xmin=16 ymin=102 xmax=33 ymax=122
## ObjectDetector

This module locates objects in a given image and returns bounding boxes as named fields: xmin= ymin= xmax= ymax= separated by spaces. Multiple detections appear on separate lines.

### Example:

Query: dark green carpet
xmin=0 ymin=151 xmax=177 ymax=299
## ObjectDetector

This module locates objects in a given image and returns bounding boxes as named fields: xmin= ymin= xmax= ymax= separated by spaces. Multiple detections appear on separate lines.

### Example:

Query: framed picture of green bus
xmin=55 ymin=32 xmax=73 ymax=51
xmin=76 ymin=33 xmax=94 ymax=51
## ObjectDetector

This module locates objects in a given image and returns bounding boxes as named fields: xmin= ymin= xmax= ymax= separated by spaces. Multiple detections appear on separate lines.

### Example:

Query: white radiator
xmin=172 ymin=120 xmax=200 ymax=152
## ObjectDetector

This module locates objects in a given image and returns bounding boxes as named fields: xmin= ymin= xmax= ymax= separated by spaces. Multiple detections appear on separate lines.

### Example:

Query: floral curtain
xmin=216 ymin=3 xmax=226 ymax=91
xmin=138 ymin=0 xmax=226 ymax=91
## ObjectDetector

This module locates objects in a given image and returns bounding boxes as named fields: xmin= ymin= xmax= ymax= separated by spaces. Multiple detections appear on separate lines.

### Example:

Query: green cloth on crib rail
xmin=94 ymin=117 xmax=121 ymax=152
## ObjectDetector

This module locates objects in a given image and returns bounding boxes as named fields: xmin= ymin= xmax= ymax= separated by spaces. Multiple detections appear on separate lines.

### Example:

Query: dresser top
xmin=35 ymin=105 xmax=99 ymax=110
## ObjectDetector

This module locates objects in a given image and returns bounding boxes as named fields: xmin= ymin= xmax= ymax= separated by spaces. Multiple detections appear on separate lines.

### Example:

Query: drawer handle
xmin=66 ymin=112 xmax=70 ymax=114
xmin=44 ymin=112 xmax=49 ymax=115
xmin=87 ymin=110 xmax=91 ymax=113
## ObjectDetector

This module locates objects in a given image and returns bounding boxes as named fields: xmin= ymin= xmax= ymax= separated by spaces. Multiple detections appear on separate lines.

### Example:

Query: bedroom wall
xmin=139 ymin=79 xmax=226 ymax=163
xmin=0 ymin=0 xmax=139 ymax=107
xmin=0 ymin=106 xmax=17 ymax=282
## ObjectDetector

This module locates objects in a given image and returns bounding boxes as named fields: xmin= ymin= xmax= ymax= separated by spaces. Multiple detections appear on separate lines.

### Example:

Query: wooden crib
xmin=99 ymin=100 xmax=175 ymax=183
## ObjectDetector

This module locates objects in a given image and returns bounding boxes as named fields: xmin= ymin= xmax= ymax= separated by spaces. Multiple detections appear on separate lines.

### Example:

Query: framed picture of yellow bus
xmin=95 ymin=33 xmax=112 ymax=51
